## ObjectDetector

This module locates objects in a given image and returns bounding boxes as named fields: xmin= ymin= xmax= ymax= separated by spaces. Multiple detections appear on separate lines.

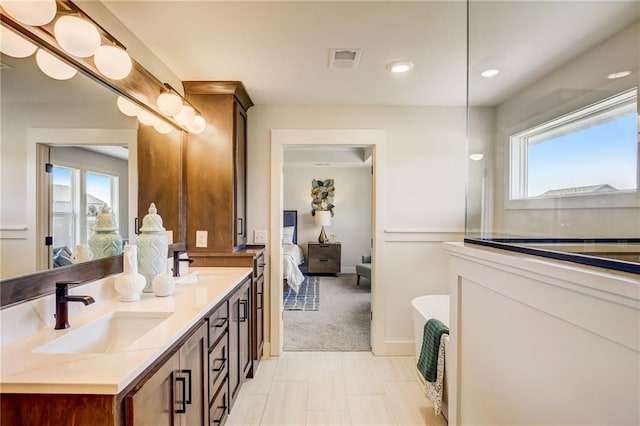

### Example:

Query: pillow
xmin=282 ymin=226 xmax=295 ymax=245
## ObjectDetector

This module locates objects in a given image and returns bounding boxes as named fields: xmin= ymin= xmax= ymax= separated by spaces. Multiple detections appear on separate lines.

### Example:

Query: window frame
xmin=506 ymin=88 xmax=639 ymax=210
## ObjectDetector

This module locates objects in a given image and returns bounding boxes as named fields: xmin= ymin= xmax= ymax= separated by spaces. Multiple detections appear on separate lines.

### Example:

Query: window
xmin=52 ymin=166 xmax=79 ymax=250
xmin=51 ymin=166 xmax=119 ymax=251
xmin=509 ymin=89 xmax=638 ymax=201
xmin=86 ymin=171 xmax=119 ymax=241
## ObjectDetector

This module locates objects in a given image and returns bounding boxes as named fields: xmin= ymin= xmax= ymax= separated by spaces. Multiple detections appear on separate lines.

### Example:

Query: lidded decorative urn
xmin=88 ymin=204 xmax=123 ymax=259
xmin=136 ymin=203 xmax=169 ymax=292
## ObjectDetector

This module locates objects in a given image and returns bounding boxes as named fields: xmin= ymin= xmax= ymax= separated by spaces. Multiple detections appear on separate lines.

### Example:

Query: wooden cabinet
xmin=307 ymin=243 xmax=342 ymax=274
xmin=207 ymin=300 xmax=229 ymax=426
xmin=251 ymin=251 xmax=265 ymax=372
xmin=183 ymin=81 xmax=253 ymax=253
xmin=125 ymin=321 xmax=207 ymax=425
xmin=137 ymin=125 xmax=186 ymax=249
xmin=1 ymin=274 xmax=255 ymax=426
xmin=228 ymin=276 xmax=251 ymax=410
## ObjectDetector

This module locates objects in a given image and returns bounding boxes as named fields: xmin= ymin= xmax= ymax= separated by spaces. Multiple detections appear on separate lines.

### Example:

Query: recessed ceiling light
xmin=469 ymin=153 xmax=484 ymax=161
xmin=607 ymin=70 xmax=631 ymax=80
xmin=480 ymin=69 xmax=500 ymax=78
xmin=386 ymin=61 xmax=413 ymax=73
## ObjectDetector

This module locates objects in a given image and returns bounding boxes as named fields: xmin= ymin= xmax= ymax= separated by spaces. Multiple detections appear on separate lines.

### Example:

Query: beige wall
xmin=284 ymin=166 xmax=372 ymax=272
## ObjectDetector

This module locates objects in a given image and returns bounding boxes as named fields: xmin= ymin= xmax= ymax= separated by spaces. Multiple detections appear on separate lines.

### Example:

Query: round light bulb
xmin=117 ymin=96 xmax=142 ymax=117
xmin=0 ymin=0 xmax=57 ymax=26
xmin=157 ymin=92 xmax=182 ymax=116
xmin=187 ymin=115 xmax=206 ymax=134
xmin=137 ymin=110 xmax=156 ymax=126
xmin=174 ymin=105 xmax=195 ymax=126
xmin=94 ymin=45 xmax=132 ymax=80
xmin=35 ymin=49 xmax=77 ymax=80
xmin=0 ymin=25 xmax=37 ymax=58
xmin=54 ymin=15 xmax=100 ymax=58
xmin=153 ymin=120 xmax=173 ymax=134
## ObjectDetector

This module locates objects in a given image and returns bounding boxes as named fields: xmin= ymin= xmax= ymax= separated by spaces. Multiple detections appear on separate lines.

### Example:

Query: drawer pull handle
xmin=320 ymin=259 xmax=329 ymax=262
xmin=212 ymin=405 xmax=227 ymax=424
xmin=175 ymin=376 xmax=186 ymax=414
xmin=212 ymin=357 xmax=226 ymax=372
xmin=258 ymin=263 xmax=266 ymax=267
xmin=256 ymin=293 xmax=263 ymax=309
xmin=239 ymin=300 xmax=248 ymax=322
xmin=182 ymin=369 xmax=192 ymax=405
xmin=211 ymin=317 xmax=227 ymax=328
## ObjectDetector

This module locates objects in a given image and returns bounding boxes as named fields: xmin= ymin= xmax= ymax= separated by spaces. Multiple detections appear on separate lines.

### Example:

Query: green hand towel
xmin=417 ymin=318 xmax=449 ymax=383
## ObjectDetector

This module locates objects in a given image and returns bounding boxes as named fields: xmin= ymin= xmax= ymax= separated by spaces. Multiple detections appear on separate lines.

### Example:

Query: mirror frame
xmin=0 ymin=1 xmax=185 ymax=308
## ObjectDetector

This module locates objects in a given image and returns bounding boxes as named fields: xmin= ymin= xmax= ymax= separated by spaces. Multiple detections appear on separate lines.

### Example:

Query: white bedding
xmin=283 ymin=243 xmax=305 ymax=293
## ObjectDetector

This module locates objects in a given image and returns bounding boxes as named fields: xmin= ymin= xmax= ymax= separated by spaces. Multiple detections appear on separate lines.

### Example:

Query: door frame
xmin=269 ymin=129 xmax=386 ymax=356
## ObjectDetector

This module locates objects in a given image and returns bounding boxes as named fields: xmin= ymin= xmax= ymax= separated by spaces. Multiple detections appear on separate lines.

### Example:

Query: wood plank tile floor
xmin=227 ymin=351 xmax=448 ymax=426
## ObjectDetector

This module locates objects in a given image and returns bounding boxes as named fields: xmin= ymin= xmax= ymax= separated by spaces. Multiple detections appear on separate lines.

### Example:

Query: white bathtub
xmin=412 ymin=294 xmax=450 ymax=420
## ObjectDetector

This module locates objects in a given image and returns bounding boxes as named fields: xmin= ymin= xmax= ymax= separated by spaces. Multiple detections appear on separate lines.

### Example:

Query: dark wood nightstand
xmin=307 ymin=242 xmax=341 ymax=274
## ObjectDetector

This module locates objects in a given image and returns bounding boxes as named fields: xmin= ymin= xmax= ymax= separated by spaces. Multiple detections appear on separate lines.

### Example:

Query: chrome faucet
xmin=54 ymin=281 xmax=95 ymax=330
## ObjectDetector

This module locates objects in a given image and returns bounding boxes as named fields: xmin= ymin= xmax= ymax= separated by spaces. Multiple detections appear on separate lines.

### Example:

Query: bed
xmin=283 ymin=210 xmax=305 ymax=293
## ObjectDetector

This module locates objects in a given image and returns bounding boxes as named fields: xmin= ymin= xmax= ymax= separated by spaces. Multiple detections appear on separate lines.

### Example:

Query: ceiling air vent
xmin=328 ymin=48 xmax=362 ymax=70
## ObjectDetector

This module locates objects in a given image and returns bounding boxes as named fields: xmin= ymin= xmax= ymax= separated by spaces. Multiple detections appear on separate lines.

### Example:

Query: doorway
xmin=269 ymin=129 xmax=386 ymax=356
xmin=282 ymin=151 xmax=373 ymax=351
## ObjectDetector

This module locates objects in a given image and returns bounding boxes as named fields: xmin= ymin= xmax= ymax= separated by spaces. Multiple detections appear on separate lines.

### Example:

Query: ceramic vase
xmin=137 ymin=203 xmax=169 ymax=292
xmin=71 ymin=244 xmax=94 ymax=263
xmin=88 ymin=204 xmax=123 ymax=259
xmin=114 ymin=245 xmax=146 ymax=301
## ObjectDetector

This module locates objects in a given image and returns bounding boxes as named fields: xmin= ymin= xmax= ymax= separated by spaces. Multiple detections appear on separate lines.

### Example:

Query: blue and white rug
xmin=283 ymin=275 xmax=319 ymax=311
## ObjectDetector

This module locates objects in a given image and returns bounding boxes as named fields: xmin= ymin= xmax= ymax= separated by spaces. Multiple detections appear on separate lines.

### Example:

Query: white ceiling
xmin=102 ymin=0 xmax=639 ymax=107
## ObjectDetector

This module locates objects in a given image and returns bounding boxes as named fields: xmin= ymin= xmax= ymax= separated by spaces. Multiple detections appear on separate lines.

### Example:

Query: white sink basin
xmin=34 ymin=311 xmax=173 ymax=354
xmin=175 ymin=270 xmax=230 ymax=284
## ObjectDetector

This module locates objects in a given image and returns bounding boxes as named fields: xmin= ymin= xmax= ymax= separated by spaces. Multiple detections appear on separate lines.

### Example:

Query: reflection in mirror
xmin=466 ymin=1 xmax=639 ymax=240
xmin=465 ymin=2 xmax=639 ymax=272
xmin=46 ymin=145 xmax=129 ymax=267
xmin=0 ymin=43 xmax=137 ymax=280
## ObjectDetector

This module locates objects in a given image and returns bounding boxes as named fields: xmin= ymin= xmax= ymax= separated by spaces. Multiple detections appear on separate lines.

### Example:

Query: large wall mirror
xmin=0 ymin=9 xmax=186 ymax=307
xmin=0 ymin=50 xmax=138 ymax=280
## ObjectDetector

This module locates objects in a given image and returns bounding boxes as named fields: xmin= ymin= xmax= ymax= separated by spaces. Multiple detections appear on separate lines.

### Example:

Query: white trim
xmin=270 ymin=129 xmax=386 ymax=356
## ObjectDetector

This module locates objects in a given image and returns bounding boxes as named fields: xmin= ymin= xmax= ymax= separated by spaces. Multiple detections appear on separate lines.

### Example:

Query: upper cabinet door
xmin=138 ymin=127 xmax=187 ymax=250
xmin=234 ymin=102 xmax=248 ymax=249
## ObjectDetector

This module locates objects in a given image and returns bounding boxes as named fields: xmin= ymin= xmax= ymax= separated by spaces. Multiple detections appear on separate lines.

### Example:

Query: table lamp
xmin=314 ymin=210 xmax=331 ymax=243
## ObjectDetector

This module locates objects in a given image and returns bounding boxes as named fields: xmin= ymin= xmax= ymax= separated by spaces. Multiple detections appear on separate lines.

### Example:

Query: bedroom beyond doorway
xmin=284 ymin=273 xmax=371 ymax=351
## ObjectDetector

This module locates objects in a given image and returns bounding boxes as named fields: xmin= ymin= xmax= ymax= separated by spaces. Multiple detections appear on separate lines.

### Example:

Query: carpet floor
xmin=283 ymin=273 xmax=371 ymax=351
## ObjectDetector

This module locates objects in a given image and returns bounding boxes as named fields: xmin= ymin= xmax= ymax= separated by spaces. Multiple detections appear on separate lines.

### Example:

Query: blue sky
xmin=527 ymin=114 xmax=637 ymax=197
xmin=53 ymin=167 xmax=113 ymax=205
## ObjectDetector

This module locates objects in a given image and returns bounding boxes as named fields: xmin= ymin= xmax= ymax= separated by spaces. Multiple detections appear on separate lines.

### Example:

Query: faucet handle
xmin=56 ymin=280 xmax=83 ymax=288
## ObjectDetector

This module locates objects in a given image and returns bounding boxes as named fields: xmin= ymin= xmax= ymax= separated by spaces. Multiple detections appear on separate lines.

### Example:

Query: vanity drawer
xmin=209 ymin=337 xmax=228 ymax=399
xmin=209 ymin=385 xmax=228 ymax=426
xmin=207 ymin=301 xmax=228 ymax=349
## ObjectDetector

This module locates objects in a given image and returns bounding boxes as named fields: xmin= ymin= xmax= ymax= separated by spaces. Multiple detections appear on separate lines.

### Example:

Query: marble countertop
xmin=0 ymin=267 xmax=251 ymax=395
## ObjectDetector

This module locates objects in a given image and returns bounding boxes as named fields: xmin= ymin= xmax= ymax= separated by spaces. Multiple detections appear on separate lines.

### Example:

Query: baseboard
xmin=372 ymin=340 xmax=415 ymax=356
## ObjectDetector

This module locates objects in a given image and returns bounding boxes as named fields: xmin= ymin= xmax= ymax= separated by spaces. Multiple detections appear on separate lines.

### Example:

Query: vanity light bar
xmin=0 ymin=0 xmax=205 ymax=135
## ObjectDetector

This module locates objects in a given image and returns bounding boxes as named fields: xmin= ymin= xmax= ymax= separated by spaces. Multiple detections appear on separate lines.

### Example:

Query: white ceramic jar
xmin=137 ymin=203 xmax=169 ymax=292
